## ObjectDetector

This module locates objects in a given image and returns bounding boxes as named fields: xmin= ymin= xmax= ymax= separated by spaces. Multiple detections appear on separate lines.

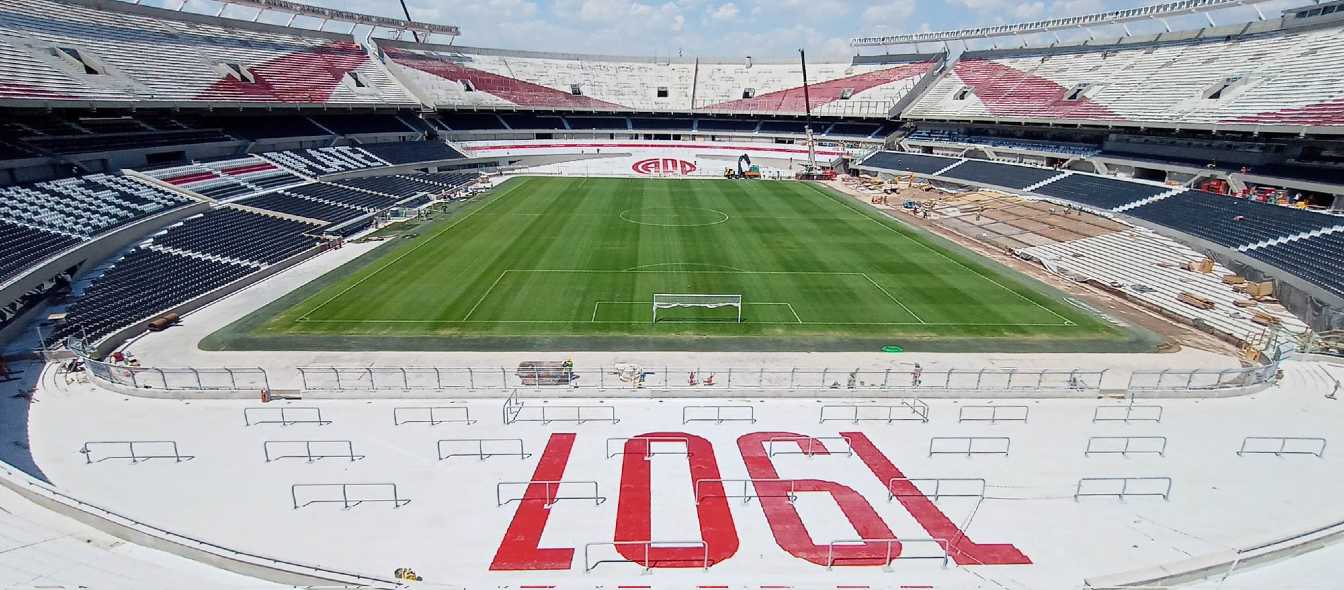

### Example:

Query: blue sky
xmin=157 ymin=0 xmax=1301 ymax=58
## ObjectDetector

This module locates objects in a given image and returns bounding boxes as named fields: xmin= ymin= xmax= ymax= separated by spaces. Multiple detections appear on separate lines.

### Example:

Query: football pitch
xmin=214 ymin=176 xmax=1147 ymax=351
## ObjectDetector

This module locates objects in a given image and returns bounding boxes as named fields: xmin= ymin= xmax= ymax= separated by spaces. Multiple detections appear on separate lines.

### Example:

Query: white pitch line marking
xmin=298 ymin=179 xmax=527 ymax=321
xmin=462 ymin=270 xmax=509 ymax=321
xmin=860 ymin=272 xmax=925 ymax=324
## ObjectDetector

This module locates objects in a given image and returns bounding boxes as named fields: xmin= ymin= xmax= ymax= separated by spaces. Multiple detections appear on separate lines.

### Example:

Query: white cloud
xmin=710 ymin=2 xmax=739 ymax=20
xmin=859 ymin=1 xmax=917 ymax=33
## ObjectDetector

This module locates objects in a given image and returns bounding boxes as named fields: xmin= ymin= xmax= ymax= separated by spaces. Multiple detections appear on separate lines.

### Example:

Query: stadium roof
xmin=141 ymin=0 xmax=460 ymax=38
xmin=851 ymin=0 xmax=1279 ymax=46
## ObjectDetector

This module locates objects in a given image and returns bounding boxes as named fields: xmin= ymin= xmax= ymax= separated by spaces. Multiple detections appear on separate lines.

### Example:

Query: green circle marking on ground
xmin=619 ymin=207 xmax=730 ymax=227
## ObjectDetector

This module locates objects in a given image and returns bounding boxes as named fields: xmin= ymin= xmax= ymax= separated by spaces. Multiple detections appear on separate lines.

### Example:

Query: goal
xmin=652 ymin=293 xmax=742 ymax=324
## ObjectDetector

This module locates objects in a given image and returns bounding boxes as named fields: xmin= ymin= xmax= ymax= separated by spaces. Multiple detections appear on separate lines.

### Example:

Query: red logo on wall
xmin=632 ymin=158 xmax=697 ymax=175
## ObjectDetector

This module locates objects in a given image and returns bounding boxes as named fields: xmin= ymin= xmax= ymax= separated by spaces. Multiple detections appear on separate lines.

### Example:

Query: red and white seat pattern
xmin=0 ymin=0 xmax=417 ymax=106
xmin=382 ymin=43 xmax=935 ymax=116
xmin=903 ymin=24 xmax=1344 ymax=128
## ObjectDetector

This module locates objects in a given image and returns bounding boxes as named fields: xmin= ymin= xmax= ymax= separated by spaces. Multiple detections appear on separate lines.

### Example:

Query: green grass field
xmin=212 ymin=177 xmax=1148 ymax=351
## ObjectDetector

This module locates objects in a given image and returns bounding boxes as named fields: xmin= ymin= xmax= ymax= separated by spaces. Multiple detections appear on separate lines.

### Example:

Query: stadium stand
xmin=860 ymin=151 xmax=961 ymax=174
xmin=152 ymin=208 xmax=320 ymax=264
xmin=905 ymin=129 xmax=1102 ymax=156
xmin=55 ymin=248 xmax=255 ymax=342
xmin=358 ymin=141 xmax=465 ymax=164
xmin=261 ymin=147 xmax=388 ymax=177
xmin=1245 ymin=232 xmax=1344 ymax=298
xmin=0 ymin=0 xmax=418 ymax=107
xmin=902 ymin=21 xmax=1344 ymax=129
xmin=1032 ymin=174 xmax=1173 ymax=211
xmin=939 ymin=160 xmax=1063 ymax=189
xmin=498 ymin=113 xmax=569 ymax=130
xmin=1018 ymin=230 xmax=1308 ymax=337
xmin=0 ymin=174 xmax=190 ymax=236
xmin=285 ymin=182 xmax=399 ymax=209
xmin=237 ymin=192 xmax=367 ymax=225
xmin=0 ymin=220 xmax=79 ymax=283
xmin=380 ymin=43 xmax=937 ymax=115
xmin=1125 ymin=190 xmax=1344 ymax=248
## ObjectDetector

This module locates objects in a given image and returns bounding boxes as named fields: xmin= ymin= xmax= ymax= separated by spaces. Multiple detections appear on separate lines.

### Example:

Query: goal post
xmin=652 ymin=293 xmax=743 ymax=324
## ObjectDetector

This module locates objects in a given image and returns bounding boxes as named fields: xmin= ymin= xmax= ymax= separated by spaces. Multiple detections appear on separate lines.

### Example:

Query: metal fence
xmin=85 ymin=357 xmax=269 ymax=392
xmin=1128 ymin=365 xmax=1277 ymax=392
xmin=296 ymin=366 xmax=1113 ymax=393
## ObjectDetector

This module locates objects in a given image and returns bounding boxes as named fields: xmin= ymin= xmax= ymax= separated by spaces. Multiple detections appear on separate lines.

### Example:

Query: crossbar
xmin=1085 ymin=436 xmax=1168 ymax=457
xmin=393 ymin=406 xmax=475 ymax=426
xmin=496 ymin=480 xmax=604 ymax=507
xmin=825 ymin=537 xmax=949 ymax=570
xmin=583 ymin=540 xmax=709 ymax=572
xmin=694 ymin=478 xmax=797 ymax=505
xmin=887 ymin=477 xmax=986 ymax=501
xmin=766 ymin=435 xmax=853 ymax=457
xmin=819 ymin=400 xmax=930 ymax=424
xmin=928 ymin=436 xmax=1011 ymax=457
xmin=681 ymin=404 xmax=757 ymax=424
xmin=605 ymin=436 xmax=691 ymax=459
xmin=1074 ymin=476 xmax=1172 ymax=500
xmin=290 ymin=483 xmax=410 ymax=509
xmin=264 ymin=440 xmax=363 ymax=463
xmin=80 ymin=440 xmax=192 ymax=464
xmin=244 ymin=406 xmax=330 ymax=427
xmin=958 ymin=404 xmax=1029 ymax=424
xmin=1092 ymin=404 xmax=1164 ymax=423
xmin=1237 ymin=436 xmax=1327 ymax=457
xmin=437 ymin=438 xmax=530 ymax=461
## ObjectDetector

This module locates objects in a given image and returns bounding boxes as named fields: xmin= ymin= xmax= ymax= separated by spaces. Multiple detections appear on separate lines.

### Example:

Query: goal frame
xmin=651 ymin=293 xmax=743 ymax=324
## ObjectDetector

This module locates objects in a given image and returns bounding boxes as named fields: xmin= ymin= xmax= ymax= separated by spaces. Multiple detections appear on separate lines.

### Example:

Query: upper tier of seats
xmin=433 ymin=112 xmax=894 ymax=138
xmin=0 ymin=173 xmax=189 ymax=236
xmin=903 ymin=23 xmax=1344 ymax=129
xmin=0 ymin=0 xmax=417 ymax=106
xmin=381 ymin=43 xmax=936 ymax=116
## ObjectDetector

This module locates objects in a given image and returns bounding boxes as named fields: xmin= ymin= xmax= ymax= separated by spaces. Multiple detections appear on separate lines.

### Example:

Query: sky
xmin=153 ymin=0 xmax=1304 ymax=58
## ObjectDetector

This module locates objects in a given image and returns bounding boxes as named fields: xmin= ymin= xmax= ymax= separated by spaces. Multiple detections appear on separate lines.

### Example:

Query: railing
xmin=392 ymin=405 xmax=475 ymax=426
xmin=290 ymin=483 xmax=410 ymax=509
xmin=437 ymin=438 xmax=530 ymax=461
xmin=80 ymin=440 xmax=192 ymax=464
xmin=1074 ymin=476 xmax=1172 ymax=501
xmin=85 ymin=357 xmax=269 ymax=392
xmin=682 ymin=404 xmax=757 ymax=424
xmin=496 ymin=480 xmax=605 ymax=507
xmin=605 ymin=436 xmax=690 ymax=459
xmin=583 ymin=540 xmax=709 ymax=572
xmin=887 ymin=477 xmax=986 ymax=501
xmin=295 ymin=365 xmax=1111 ymax=394
xmin=928 ymin=436 xmax=1011 ymax=457
xmin=502 ymin=391 xmax=619 ymax=425
xmin=1092 ymin=404 xmax=1164 ymax=423
xmin=244 ymin=406 xmax=331 ymax=427
xmin=1237 ymin=436 xmax=1327 ymax=457
xmin=1128 ymin=365 xmax=1277 ymax=392
xmin=694 ymin=478 xmax=797 ymax=504
xmin=766 ymin=435 xmax=854 ymax=457
xmin=819 ymin=400 xmax=930 ymax=424
xmin=958 ymin=404 xmax=1029 ymax=423
xmin=825 ymin=537 xmax=949 ymax=570
xmin=1083 ymin=436 xmax=1168 ymax=457
xmin=263 ymin=440 xmax=363 ymax=463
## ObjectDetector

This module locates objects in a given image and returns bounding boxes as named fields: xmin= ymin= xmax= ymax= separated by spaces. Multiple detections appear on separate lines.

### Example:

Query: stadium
xmin=1 ymin=0 xmax=1344 ymax=588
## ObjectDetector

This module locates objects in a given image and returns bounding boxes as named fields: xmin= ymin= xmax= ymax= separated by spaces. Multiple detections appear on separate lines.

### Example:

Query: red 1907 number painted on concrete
xmin=490 ymin=432 xmax=1030 ymax=571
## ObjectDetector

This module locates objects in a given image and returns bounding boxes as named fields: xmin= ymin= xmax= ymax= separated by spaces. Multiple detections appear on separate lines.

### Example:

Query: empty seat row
xmin=153 ymin=208 xmax=320 ymax=264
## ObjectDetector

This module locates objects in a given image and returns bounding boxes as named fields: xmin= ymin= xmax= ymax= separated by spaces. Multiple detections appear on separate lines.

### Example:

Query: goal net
xmin=652 ymin=293 xmax=743 ymax=324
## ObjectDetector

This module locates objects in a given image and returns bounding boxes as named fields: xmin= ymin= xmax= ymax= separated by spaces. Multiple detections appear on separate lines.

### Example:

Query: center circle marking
xmin=619 ymin=207 xmax=730 ymax=227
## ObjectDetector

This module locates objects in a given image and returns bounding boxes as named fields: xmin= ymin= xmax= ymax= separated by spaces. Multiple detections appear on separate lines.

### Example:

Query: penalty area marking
xmin=592 ymin=301 xmax=803 ymax=323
